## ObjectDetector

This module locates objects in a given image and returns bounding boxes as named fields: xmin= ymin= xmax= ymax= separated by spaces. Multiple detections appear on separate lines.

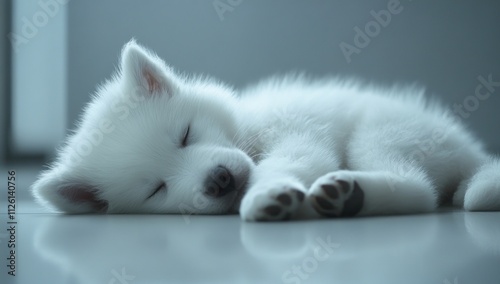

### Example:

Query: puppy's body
xmin=32 ymin=41 xmax=500 ymax=221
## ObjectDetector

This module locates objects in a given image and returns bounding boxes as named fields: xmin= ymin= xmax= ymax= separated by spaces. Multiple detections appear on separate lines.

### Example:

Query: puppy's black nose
xmin=204 ymin=166 xmax=236 ymax=198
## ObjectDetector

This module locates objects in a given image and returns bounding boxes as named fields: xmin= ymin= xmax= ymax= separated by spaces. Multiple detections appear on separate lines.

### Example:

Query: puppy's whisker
xmin=237 ymin=128 xmax=265 ymax=155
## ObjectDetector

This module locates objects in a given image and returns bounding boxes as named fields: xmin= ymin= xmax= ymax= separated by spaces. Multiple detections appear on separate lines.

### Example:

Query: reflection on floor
xmin=1 ymin=202 xmax=499 ymax=284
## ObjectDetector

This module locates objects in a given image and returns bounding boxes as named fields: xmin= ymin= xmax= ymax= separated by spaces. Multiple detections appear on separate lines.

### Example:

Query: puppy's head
xmin=31 ymin=40 xmax=253 ymax=214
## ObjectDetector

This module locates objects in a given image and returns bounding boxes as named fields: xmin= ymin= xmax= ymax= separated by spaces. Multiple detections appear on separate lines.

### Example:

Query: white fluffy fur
xmin=31 ymin=40 xmax=500 ymax=221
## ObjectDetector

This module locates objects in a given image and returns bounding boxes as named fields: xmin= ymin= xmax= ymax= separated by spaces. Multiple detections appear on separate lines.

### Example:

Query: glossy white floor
xmin=1 ymin=206 xmax=499 ymax=284
xmin=1 ymin=167 xmax=500 ymax=284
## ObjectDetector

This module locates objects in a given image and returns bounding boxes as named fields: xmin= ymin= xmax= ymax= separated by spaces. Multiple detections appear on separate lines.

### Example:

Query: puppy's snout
xmin=204 ymin=166 xmax=236 ymax=198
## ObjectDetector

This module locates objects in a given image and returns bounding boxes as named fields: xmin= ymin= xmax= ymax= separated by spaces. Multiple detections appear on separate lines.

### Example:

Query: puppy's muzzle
xmin=204 ymin=166 xmax=236 ymax=198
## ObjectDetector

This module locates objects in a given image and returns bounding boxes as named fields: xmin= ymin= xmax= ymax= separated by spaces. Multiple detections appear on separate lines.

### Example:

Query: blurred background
xmin=1 ymin=0 xmax=500 ymax=204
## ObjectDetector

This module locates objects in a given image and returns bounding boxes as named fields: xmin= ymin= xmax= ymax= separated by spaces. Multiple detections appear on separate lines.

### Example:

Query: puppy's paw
xmin=308 ymin=172 xmax=364 ymax=217
xmin=240 ymin=180 xmax=305 ymax=222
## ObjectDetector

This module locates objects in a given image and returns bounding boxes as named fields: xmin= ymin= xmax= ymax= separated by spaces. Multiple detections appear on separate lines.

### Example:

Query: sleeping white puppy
xmin=31 ymin=40 xmax=500 ymax=221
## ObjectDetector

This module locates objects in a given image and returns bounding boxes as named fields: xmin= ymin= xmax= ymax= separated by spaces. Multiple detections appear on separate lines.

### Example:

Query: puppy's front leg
xmin=239 ymin=157 xmax=307 ymax=221
xmin=239 ymin=137 xmax=341 ymax=221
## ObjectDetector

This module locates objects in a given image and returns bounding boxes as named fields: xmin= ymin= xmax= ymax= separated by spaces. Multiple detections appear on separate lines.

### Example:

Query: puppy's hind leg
xmin=307 ymin=165 xmax=438 ymax=218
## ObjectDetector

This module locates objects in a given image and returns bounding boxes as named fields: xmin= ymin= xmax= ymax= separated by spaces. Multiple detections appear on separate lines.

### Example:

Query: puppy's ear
xmin=120 ymin=39 xmax=177 ymax=96
xmin=31 ymin=170 xmax=108 ymax=214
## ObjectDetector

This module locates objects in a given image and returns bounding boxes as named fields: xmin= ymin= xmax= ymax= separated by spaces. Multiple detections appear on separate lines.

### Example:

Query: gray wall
xmin=68 ymin=0 xmax=500 ymax=153
xmin=11 ymin=0 xmax=67 ymax=156
xmin=0 ymin=0 xmax=10 ymax=165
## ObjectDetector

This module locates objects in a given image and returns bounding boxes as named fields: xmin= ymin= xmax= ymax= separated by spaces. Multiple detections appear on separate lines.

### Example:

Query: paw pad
xmin=264 ymin=205 xmax=282 ymax=216
xmin=310 ymin=176 xmax=364 ymax=217
xmin=276 ymin=193 xmax=292 ymax=206
xmin=321 ymin=184 xmax=338 ymax=199
xmin=314 ymin=195 xmax=336 ymax=210
xmin=254 ymin=188 xmax=305 ymax=222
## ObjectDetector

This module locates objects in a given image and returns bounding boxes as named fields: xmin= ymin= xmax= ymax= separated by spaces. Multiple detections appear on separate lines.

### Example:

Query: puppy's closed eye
xmin=146 ymin=182 xmax=166 ymax=200
xmin=181 ymin=125 xmax=190 ymax=148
